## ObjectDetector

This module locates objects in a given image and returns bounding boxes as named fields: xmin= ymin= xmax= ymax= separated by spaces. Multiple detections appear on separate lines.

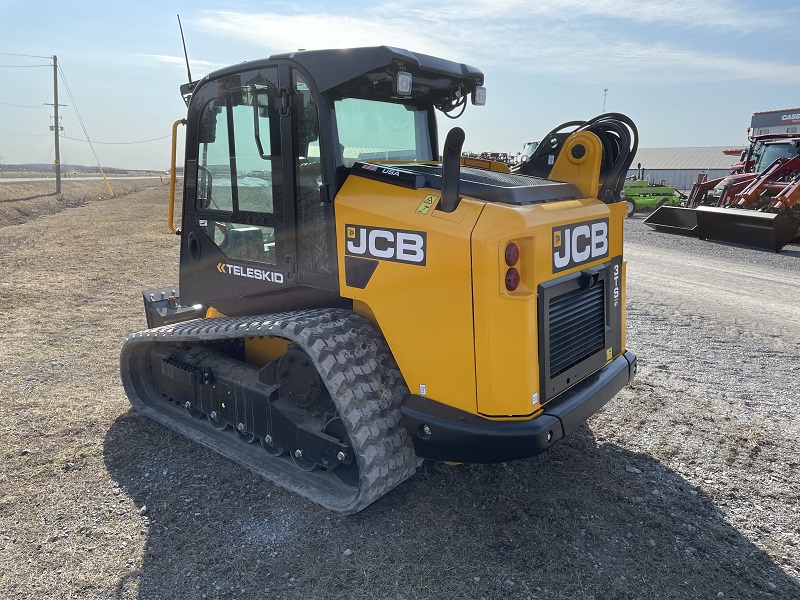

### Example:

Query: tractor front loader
xmin=695 ymin=155 xmax=800 ymax=251
xmin=643 ymin=172 xmax=756 ymax=235
xmin=645 ymin=133 xmax=800 ymax=249
xmin=120 ymin=46 xmax=638 ymax=514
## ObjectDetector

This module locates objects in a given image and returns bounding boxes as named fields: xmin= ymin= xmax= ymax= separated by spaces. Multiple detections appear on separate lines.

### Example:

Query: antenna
xmin=177 ymin=14 xmax=192 ymax=84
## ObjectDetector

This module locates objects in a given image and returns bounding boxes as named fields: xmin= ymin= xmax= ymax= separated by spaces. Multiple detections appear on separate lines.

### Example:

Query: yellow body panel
xmin=336 ymin=130 xmax=626 ymax=420
xmin=471 ymin=199 xmax=625 ymax=417
xmin=548 ymin=131 xmax=602 ymax=199
xmin=335 ymin=176 xmax=484 ymax=415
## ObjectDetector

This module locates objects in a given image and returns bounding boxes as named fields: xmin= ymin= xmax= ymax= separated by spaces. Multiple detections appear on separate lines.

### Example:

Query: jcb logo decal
xmin=552 ymin=218 xmax=609 ymax=273
xmin=345 ymin=225 xmax=426 ymax=265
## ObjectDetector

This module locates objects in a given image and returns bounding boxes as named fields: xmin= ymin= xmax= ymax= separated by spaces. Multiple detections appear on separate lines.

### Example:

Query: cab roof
xmin=202 ymin=46 xmax=483 ymax=93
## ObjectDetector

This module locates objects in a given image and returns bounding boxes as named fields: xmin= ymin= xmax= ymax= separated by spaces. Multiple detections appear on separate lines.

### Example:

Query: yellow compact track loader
xmin=120 ymin=47 xmax=638 ymax=514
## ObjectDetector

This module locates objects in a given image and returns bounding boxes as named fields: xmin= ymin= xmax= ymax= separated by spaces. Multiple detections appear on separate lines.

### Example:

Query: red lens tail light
xmin=505 ymin=268 xmax=520 ymax=291
xmin=505 ymin=242 xmax=520 ymax=266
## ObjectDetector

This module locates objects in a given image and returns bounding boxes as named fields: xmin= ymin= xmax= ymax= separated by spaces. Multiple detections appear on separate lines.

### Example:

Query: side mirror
xmin=198 ymin=105 xmax=218 ymax=144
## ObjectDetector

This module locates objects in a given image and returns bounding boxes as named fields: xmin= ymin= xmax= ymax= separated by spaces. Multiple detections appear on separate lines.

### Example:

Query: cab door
xmin=179 ymin=64 xmax=299 ymax=310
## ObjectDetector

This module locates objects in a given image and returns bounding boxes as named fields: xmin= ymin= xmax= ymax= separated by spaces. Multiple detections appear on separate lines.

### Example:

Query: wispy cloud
xmin=411 ymin=0 xmax=790 ymax=31
xmin=189 ymin=11 xmax=452 ymax=59
xmin=138 ymin=54 xmax=227 ymax=71
xmin=189 ymin=3 xmax=800 ymax=86
xmin=506 ymin=38 xmax=800 ymax=84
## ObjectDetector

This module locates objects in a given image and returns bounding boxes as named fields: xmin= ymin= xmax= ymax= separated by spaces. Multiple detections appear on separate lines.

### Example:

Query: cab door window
xmin=293 ymin=71 xmax=330 ymax=277
xmin=195 ymin=68 xmax=282 ymax=267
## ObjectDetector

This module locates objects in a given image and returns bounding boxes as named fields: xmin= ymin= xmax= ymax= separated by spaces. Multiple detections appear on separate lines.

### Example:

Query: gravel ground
xmin=0 ymin=187 xmax=798 ymax=599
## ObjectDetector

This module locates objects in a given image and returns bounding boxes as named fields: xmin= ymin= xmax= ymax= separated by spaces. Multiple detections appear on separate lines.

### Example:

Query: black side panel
xmin=209 ymin=286 xmax=350 ymax=318
xmin=344 ymin=256 xmax=379 ymax=289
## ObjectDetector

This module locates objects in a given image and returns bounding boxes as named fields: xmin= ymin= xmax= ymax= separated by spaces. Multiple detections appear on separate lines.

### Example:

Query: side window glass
xmin=294 ymin=72 xmax=330 ymax=276
xmin=232 ymin=94 xmax=277 ymax=214
xmin=197 ymin=99 xmax=232 ymax=212
xmin=195 ymin=68 xmax=282 ymax=268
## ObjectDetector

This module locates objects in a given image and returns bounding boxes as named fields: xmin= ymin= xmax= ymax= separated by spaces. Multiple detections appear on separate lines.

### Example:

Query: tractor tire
xmin=625 ymin=198 xmax=636 ymax=218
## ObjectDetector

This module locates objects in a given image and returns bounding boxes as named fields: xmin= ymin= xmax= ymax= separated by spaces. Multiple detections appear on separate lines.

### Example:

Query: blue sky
xmin=1 ymin=0 xmax=798 ymax=170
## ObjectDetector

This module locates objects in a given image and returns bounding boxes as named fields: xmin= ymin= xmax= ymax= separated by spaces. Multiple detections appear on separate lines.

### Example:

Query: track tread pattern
xmin=120 ymin=308 xmax=419 ymax=514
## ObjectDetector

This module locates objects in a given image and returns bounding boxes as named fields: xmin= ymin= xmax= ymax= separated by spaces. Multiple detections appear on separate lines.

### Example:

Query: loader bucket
xmin=643 ymin=206 xmax=700 ymax=236
xmin=695 ymin=206 xmax=800 ymax=252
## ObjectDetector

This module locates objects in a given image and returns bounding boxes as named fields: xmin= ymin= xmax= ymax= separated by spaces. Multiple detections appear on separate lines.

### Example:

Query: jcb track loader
xmin=120 ymin=46 xmax=638 ymax=514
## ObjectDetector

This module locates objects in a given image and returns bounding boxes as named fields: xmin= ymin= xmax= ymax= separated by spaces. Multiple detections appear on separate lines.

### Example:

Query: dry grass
xmin=0 ymin=176 xmax=171 ymax=228
xmin=0 ymin=183 xmax=797 ymax=599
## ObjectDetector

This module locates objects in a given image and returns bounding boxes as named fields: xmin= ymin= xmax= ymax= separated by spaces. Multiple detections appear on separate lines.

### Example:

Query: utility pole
xmin=45 ymin=56 xmax=64 ymax=194
xmin=52 ymin=55 xmax=61 ymax=194
xmin=603 ymin=88 xmax=608 ymax=114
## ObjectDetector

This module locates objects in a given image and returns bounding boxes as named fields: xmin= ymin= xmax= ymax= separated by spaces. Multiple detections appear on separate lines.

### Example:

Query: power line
xmin=0 ymin=131 xmax=50 ymax=137
xmin=57 ymin=63 xmax=101 ymax=160
xmin=0 ymin=101 xmax=44 ymax=109
xmin=0 ymin=52 xmax=52 ymax=59
xmin=62 ymin=134 xmax=172 ymax=145
xmin=0 ymin=64 xmax=51 ymax=68
xmin=56 ymin=60 xmax=114 ymax=196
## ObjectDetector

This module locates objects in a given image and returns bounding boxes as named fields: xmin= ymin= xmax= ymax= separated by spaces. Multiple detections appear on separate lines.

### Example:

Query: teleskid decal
xmin=217 ymin=262 xmax=285 ymax=284
xmin=552 ymin=218 xmax=609 ymax=273
xmin=345 ymin=225 xmax=427 ymax=265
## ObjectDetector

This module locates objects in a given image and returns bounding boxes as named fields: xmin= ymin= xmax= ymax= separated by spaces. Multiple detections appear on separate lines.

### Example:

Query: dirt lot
xmin=0 ymin=182 xmax=798 ymax=599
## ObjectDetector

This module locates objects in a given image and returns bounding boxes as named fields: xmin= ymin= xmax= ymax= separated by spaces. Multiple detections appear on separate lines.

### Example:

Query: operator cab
xmin=178 ymin=47 xmax=485 ymax=317
xmin=751 ymin=139 xmax=800 ymax=172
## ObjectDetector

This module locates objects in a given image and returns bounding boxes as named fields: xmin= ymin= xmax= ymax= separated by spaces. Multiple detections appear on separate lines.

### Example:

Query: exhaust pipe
xmin=439 ymin=127 xmax=465 ymax=213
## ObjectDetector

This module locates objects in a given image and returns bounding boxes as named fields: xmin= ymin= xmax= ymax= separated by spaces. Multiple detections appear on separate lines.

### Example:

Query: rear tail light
xmin=505 ymin=242 xmax=520 ymax=266
xmin=505 ymin=268 xmax=520 ymax=291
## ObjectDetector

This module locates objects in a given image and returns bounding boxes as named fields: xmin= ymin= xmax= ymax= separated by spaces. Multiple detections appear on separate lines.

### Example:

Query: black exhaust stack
xmin=439 ymin=127 xmax=465 ymax=213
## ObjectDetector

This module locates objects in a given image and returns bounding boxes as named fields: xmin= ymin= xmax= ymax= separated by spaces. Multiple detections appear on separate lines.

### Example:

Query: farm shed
xmin=627 ymin=147 xmax=744 ymax=190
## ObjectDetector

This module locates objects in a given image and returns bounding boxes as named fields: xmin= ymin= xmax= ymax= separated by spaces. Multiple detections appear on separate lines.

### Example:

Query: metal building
xmin=626 ymin=146 xmax=744 ymax=190
xmin=750 ymin=108 xmax=800 ymax=136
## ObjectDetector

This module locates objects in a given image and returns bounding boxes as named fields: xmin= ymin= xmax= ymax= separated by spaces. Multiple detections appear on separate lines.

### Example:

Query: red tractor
xmin=645 ymin=133 xmax=800 ymax=250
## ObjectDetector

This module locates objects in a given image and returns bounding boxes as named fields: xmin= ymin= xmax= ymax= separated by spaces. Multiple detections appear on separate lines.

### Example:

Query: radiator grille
xmin=548 ymin=283 xmax=605 ymax=377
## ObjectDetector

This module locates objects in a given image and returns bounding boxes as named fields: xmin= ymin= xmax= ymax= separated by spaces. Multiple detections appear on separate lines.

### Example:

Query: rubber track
xmin=120 ymin=308 xmax=420 ymax=514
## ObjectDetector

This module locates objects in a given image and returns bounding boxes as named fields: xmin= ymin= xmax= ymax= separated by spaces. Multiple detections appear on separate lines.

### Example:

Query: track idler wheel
xmin=276 ymin=346 xmax=325 ymax=409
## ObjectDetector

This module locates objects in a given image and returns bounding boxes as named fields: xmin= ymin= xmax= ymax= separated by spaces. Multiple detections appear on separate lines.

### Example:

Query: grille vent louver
xmin=548 ymin=284 xmax=605 ymax=377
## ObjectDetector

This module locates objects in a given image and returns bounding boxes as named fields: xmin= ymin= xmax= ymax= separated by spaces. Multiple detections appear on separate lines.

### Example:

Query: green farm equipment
xmin=622 ymin=178 xmax=683 ymax=217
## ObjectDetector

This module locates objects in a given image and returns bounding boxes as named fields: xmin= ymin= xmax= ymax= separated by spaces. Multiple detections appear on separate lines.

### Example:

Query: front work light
xmin=395 ymin=71 xmax=413 ymax=96
xmin=472 ymin=86 xmax=486 ymax=106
